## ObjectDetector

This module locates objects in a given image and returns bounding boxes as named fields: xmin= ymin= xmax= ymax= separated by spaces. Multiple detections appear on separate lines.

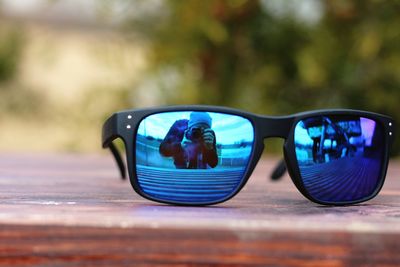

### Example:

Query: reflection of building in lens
xmin=298 ymin=116 xmax=364 ymax=164
xmin=295 ymin=117 xmax=384 ymax=203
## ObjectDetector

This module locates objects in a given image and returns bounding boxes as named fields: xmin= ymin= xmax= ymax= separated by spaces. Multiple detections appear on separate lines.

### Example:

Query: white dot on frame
xmin=127 ymin=125 xmax=131 ymax=129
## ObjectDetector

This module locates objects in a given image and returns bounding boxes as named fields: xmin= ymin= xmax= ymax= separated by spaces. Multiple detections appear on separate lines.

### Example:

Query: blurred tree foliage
xmin=0 ymin=25 xmax=46 ymax=118
xmin=126 ymin=0 xmax=400 ymax=155
xmin=0 ymin=27 xmax=22 ymax=82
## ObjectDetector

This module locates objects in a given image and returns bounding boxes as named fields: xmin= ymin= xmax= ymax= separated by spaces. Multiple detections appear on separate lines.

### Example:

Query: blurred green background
xmin=0 ymin=0 xmax=398 ymax=156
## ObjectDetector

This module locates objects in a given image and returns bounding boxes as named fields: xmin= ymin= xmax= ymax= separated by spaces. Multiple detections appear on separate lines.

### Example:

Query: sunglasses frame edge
xmin=102 ymin=105 xmax=395 ymax=206
xmin=124 ymin=106 xmax=264 ymax=206
xmin=284 ymin=109 xmax=394 ymax=206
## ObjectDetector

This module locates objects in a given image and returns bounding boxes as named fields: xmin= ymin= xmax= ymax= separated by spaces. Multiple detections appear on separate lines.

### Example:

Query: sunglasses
xmin=102 ymin=106 xmax=395 ymax=206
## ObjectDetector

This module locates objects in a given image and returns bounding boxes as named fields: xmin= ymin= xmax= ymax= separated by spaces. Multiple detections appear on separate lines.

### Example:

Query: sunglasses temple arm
xmin=270 ymin=159 xmax=287 ymax=181
xmin=102 ymin=113 xmax=126 ymax=180
xmin=108 ymin=142 xmax=126 ymax=180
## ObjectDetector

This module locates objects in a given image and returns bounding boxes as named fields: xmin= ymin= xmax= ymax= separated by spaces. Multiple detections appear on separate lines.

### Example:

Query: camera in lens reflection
xmin=160 ymin=112 xmax=218 ymax=169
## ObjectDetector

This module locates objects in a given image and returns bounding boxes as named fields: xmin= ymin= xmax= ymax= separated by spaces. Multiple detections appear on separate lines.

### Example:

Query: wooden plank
xmin=0 ymin=224 xmax=399 ymax=267
xmin=0 ymin=153 xmax=399 ymax=266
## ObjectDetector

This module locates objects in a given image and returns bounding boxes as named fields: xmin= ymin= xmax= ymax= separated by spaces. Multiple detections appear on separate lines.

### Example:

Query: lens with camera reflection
xmin=135 ymin=111 xmax=254 ymax=204
xmin=294 ymin=115 xmax=385 ymax=203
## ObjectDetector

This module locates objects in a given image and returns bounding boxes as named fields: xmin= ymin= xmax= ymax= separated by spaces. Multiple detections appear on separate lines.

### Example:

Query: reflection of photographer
xmin=159 ymin=112 xmax=218 ymax=169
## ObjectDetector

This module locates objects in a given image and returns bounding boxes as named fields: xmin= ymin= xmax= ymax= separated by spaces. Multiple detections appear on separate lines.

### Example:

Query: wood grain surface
xmin=0 ymin=153 xmax=399 ymax=266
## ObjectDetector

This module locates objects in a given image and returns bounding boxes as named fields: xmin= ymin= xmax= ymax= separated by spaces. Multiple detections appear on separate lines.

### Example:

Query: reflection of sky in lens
xmin=137 ymin=112 xmax=254 ymax=145
xmin=360 ymin=118 xmax=375 ymax=146
xmin=294 ymin=121 xmax=313 ymax=145
xmin=295 ymin=117 xmax=376 ymax=146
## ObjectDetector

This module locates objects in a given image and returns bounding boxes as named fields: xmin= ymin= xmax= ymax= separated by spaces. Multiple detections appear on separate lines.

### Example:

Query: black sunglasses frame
xmin=102 ymin=105 xmax=395 ymax=206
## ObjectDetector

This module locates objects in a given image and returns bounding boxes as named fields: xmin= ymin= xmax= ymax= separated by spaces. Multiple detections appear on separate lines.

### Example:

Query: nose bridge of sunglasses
xmin=253 ymin=116 xmax=295 ymax=182
xmin=256 ymin=116 xmax=295 ymax=139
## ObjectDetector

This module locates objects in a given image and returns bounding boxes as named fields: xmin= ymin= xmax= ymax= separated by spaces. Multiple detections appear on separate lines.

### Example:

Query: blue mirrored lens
xmin=136 ymin=111 xmax=254 ymax=204
xmin=294 ymin=115 xmax=384 ymax=203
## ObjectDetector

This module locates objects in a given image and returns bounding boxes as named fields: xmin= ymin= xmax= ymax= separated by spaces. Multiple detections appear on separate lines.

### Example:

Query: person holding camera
xmin=159 ymin=112 xmax=218 ymax=169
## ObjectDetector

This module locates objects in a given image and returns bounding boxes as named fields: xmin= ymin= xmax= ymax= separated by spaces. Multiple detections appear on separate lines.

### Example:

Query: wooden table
xmin=0 ymin=153 xmax=399 ymax=266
